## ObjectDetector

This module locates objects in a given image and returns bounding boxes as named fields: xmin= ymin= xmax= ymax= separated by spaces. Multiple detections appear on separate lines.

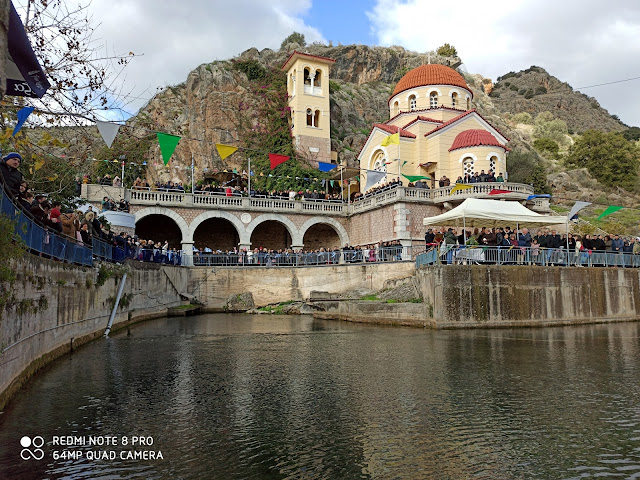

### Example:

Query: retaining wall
xmin=0 ymin=257 xmax=189 ymax=410
xmin=417 ymin=265 xmax=640 ymax=328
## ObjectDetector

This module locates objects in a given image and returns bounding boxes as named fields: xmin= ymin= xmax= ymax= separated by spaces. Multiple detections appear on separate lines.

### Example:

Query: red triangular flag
xmin=269 ymin=153 xmax=290 ymax=169
xmin=488 ymin=189 xmax=512 ymax=195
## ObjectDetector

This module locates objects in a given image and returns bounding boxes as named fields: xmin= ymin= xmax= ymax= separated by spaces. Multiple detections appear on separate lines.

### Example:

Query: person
xmin=0 ymin=152 xmax=24 ymax=198
xmin=425 ymin=228 xmax=436 ymax=248
xmin=79 ymin=223 xmax=92 ymax=246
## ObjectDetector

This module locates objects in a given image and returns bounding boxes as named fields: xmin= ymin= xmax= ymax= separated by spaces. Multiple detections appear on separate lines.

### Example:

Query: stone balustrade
xmin=82 ymin=181 xmax=543 ymax=216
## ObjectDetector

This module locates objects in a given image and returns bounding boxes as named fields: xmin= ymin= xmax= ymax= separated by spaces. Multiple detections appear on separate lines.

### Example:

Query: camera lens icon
xmin=20 ymin=436 xmax=45 ymax=460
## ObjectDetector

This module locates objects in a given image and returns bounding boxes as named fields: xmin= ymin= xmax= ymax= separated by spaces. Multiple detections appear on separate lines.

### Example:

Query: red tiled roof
xmin=390 ymin=64 xmax=471 ymax=100
xmin=402 ymin=116 xmax=443 ymax=130
xmin=384 ymin=106 xmax=467 ymax=125
xmin=373 ymin=123 xmax=416 ymax=138
xmin=424 ymin=109 xmax=510 ymax=142
xmin=281 ymin=50 xmax=336 ymax=71
xmin=449 ymin=129 xmax=509 ymax=152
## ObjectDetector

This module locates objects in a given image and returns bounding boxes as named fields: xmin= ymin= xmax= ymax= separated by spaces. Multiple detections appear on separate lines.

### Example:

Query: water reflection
xmin=1 ymin=315 xmax=640 ymax=479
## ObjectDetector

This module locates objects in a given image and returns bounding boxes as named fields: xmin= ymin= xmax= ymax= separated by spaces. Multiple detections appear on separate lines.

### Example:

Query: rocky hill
xmin=489 ymin=66 xmax=626 ymax=133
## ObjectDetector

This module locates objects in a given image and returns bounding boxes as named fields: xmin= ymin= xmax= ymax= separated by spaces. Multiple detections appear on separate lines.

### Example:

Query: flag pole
xmin=248 ymin=157 xmax=251 ymax=197
xmin=191 ymin=153 xmax=195 ymax=193
xmin=397 ymin=129 xmax=401 ymax=181
xmin=340 ymin=163 xmax=344 ymax=202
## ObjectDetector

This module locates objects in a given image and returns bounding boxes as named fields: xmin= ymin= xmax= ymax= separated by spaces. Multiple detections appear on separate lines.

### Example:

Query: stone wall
xmin=417 ymin=265 xmax=640 ymax=328
xmin=189 ymin=262 xmax=417 ymax=308
xmin=0 ymin=257 xmax=189 ymax=410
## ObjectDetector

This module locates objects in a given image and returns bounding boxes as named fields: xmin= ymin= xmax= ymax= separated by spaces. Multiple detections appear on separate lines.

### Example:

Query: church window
xmin=430 ymin=92 xmax=438 ymax=108
xmin=489 ymin=155 xmax=497 ymax=174
xmin=371 ymin=150 xmax=388 ymax=188
xmin=393 ymin=101 xmax=399 ymax=116
xmin=314 ymin=69 xmax=322 ymax=87
xmin=314 ymin=110 xmax=321 ymax=128
xmin=304 ymin=68 xmax=311 ymax=85
xmin=306 ymin=108 xmax=313 ymax=126
xmin=463 ymin=156 xmax=474 ymax=176
xmin=451 ymin=92 xmax=458 ymax=107
xmin=466 ymin=97 xmax=470 ymax=109
xmin=409 ymin=95 xmax=417 ymax=111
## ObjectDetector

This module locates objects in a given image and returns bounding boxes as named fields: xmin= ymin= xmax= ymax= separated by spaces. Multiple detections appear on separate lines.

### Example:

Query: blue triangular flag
xmin=12 ymin=106 xmax=34 ymax=136
xmin=318 ymin=162 xmax=337 ymax=172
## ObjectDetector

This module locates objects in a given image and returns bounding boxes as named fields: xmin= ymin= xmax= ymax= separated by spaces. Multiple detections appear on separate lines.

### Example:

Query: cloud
xmin=86 ymin=0 xmax=325 ymax=119
xmin=367 ymin=0 xmax=640 ymax=126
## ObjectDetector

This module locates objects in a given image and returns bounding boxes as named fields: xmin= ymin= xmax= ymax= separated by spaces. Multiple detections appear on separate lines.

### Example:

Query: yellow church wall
xmin=424 ymin=117 xmax=507 ymax=181
xmin=446 ymin=146 xmax=508 ymax=180
xmin=388 ymin=85 xmax=473 ymax=117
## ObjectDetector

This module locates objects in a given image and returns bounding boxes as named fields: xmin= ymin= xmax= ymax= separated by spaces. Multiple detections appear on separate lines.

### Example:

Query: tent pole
xmin=463 ymin=215 xmax=466 ymax=245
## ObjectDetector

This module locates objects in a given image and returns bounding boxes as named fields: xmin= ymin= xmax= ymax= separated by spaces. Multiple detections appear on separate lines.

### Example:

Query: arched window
xmin=306 ymin=108 xmax=313 ymax=126
xmin=489 ymin=155 xmax=498 ymax=174
xmin=466 ymin=97 xmax=471 ymax=109
xmin=451 ymin=92 xmax=458 ymax=107
xmin=304 ymin=68 xmax=311 ymax=85
xmin=393 ymin=101 xmax=399 ymax=116
xmin=430 ymin=92 xmax=438 ymax=108
xmin=409 ymin=95 xmax=417 ymax=111
xmin=314 ymin=110 xmax=320 ymax=128
xmin=314 ymin=69 xmax=322 ymax=87
xmin=370 ymin=150 xmax=388 ymax=189
xmin=463 ymin=156 xmax=474 ymax=176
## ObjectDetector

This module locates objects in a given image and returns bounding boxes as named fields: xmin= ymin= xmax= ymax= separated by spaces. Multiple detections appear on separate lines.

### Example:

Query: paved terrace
xmin=83 ymin=182 xmax=546 ymax=216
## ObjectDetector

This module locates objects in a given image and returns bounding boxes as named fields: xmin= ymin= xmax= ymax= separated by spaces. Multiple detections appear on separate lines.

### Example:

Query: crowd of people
xmin=425 ymin=226 xmax=640 ymax=266
xmin=192 ymin=240 xmax=406 ymax=266
xmin=438 ymin=169 xmax=507 ymax=187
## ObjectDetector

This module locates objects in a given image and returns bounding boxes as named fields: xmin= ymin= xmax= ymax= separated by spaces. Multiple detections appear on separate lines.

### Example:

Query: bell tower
xmin=281 ymin=51 xmax=335 ymax=165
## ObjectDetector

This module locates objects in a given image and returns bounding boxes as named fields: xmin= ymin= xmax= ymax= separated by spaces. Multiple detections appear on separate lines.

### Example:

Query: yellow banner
xmin=216 ymin=143 xmax=238 ymax=160
xmin=450 ymin=184 xmax=474 ymax=194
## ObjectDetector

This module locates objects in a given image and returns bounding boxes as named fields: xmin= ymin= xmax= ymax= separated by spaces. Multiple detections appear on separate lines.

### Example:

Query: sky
xmin=54 ymin=0 xmax=640 ymax=126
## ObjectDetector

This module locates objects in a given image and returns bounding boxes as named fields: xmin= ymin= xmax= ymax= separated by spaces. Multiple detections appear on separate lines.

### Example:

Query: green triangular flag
xmin=330 ymin=180 xmax=334 ymax=187
xmin=597 ymin=205 xmax=623 ymax=220
xmin=156 ymin=132 xmax=181 ymax=165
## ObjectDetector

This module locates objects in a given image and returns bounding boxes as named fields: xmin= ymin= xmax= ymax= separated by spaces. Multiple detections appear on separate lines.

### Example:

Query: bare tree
xmin=17 ymin=0 xmax=137 ymax=125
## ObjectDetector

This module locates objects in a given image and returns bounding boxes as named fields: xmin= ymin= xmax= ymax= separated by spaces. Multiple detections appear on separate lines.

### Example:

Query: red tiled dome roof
xmin=391 ymin=64 xmax=470 ymax=98
xmin=449 ymin=129 xmax=506 ymax=152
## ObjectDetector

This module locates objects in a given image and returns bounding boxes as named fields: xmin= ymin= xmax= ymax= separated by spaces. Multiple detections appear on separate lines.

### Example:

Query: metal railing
xmin=190 ymin=246 xmax=414 ymax=267
xmin=415 ymin=245 xmax=640 ymax=268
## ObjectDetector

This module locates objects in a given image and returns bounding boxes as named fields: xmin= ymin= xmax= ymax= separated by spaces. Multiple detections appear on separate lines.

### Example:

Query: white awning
xmin=423 ymin=198 xmax=567 ymax=228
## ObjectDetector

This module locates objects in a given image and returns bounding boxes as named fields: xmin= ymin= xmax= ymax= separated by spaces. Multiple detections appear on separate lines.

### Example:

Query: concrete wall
xmin=188 ymin=262 xmax=417 ymax=309
xmin=417 ymin=265 xmax=640 ymax=328
xmin=0 ymin=257 xmax=189 ymax=409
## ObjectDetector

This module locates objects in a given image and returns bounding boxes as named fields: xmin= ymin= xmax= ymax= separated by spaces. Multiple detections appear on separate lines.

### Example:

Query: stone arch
xmin=134 ymin=207 xmax=189 ymax=242
xmin=404 ymin=90 xmax=419 ymax=102
xmin=369 ymin=145 xmax=389 ymax=168
xmin=187 ymin=210 xmax=247 ymax=244
xmin=427 ymin=87 xmax=443 ymax=97
xmin=458 ymin=152 xmax=479 ymax=163
xmin=246 ymin=214 xmax=301 ymax=247
xmin=299 ymin=217 xmax=349 ymax=247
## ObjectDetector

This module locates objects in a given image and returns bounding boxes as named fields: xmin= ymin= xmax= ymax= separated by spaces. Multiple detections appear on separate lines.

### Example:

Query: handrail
xmin=416 ymin=244 xmax=640 ymax=268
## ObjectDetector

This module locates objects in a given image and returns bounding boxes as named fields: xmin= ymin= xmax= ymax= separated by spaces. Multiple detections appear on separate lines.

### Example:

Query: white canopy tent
xmin=423 ymin=198 xmax=567 ymax=229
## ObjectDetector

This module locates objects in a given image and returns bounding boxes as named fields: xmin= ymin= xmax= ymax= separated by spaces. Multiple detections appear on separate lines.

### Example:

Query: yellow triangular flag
xmin=380 ymin=132 xmax=400 ymax=146
xmin=216 ymin=143 xmax=238 ymax=160
xmin=450 ymin=184 xmax=474 ymax=194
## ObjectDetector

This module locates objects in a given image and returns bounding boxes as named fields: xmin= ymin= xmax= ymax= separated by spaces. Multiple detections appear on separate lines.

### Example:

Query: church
xmin=358 ymin=64 xmax=509 ymax=190
xmin=282 ymin=52 xmax=509 ymax=192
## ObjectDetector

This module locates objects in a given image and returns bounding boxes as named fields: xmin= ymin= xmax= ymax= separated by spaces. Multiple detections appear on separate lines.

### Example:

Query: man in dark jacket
xmin=0 ymin=152 xmax=24 ymax=198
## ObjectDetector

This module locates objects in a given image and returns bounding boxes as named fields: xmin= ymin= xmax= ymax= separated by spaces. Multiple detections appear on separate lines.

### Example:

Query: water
xmin=2 ymin=314 xmax=640 ymax=480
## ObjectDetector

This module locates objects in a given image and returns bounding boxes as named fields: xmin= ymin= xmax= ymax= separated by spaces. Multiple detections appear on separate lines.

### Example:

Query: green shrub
xmin=280 ymin=32 xmax=305 ymax=49
xmin=524 ymin=89 xmax=534 ymax=99
xmin=329 ymin=80 xmax=340 ymax=94
xmin=510 ymin=84 xmax=518 ymax=91
xmin=436 ymin=43 xmax=458 ymax=56
xmin=518 ymin=89 xmax=526 ymax=95
xmin=232 ymin=59 xmax=267 ymax=81
xmin=535 ymin=86 xmax=548 ymax=95
xmin=513 ymin=112 xmax=533 ymax=124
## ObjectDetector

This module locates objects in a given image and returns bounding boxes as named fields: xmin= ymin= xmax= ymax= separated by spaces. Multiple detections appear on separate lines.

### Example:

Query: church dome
xmin=449 ymin=129 xmax=506 ymax=152
xmin=391 ymin=64 xmax=470 ymax=98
